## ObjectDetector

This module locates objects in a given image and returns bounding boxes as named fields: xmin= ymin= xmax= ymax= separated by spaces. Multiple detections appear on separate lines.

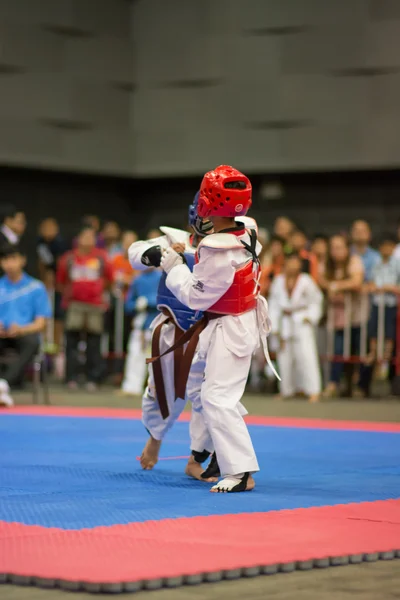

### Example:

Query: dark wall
xmin=2 ymin=166 xmax=400 ymax=276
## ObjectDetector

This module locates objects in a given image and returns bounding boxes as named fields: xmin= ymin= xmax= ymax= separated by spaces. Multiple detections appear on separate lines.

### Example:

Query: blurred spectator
xmin=289 ymin=229 xmax=319 ymax=280
xmin=147 ymin=229 xmax=162 ymax=240
xmin=318 ymin=234 xmax=364 ymax=397
xmin=273 ymin=217 xmax=295 ymax=248
xmin=102 ymin=221 xmax=122 ymax=258
xmin=260 ymin=235 xmax=285 ymax=297
xmin=350 ymin=220 xmax=380 ymax=282
xmin=269 ymin=253 xmax=323 ymax=403
xmin=0 ymin=207 xmax=26 ymax=251
xmin=57 ymin=226 xmax=114 ymax=392
xmin=0 ymin=245 xmax=51 ymax=407
xmin=366 ymin=234 xmax=400 ymax=378
xmin=112 ymin=231 xmax=138 ymax=296
xmin=37 ymin=218 xmax=69 ymax=352
xmin=120 ymin=267 xmax=162 ymax=396
xmin=311 ymin=234 xmax=329 ymax=275
xmin=107 ymin=231 xmax=139 ymax=381
xmin=394 ymin=218 xmax=400 ymax=260
xmin=73 ymin=215 xmax=105 ymax=249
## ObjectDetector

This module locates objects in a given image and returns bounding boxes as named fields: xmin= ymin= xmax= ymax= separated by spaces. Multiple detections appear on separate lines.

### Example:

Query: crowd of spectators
xmin=0 ymin=205 xmax=400 ymax=406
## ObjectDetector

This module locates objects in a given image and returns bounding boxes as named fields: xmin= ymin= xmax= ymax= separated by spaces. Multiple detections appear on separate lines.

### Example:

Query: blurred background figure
xmin=260 ymin=235 xmax=285 ymax=298
xmin=120 ymin=267 xmax=162 ymax=396
xmin=36 ymin=218 xmax=68 ymax=358
xmin=350 ymin=220 xmax=380 ymax=282
xmin=108 ymin=230 xmax=139 ymax=382
xmin=0 ymin=207 xmax=26 ymax=251
xmin=0 ymin=244 xmax=51 ymax=406
xmin=311 ymin=234 xmax=329 ymax=276
xmin=289 ymin=229 xmax=319 ymax=280
xmin=318 ymin=235 xmax=364 ymax=397
xmin=273 ymin=217 xmax=295 ymax=252
xmin=269 ymin=253 xmax=323 ymax=403
xmin=146 ymin=229 xmax=162 ymax=240
xmin=102 ymin=221 xmax=122 ymax=259
xmin=57 ymin=226 xmax=114 ymax=392
xmin=366 ymin=234 xmax=400 ymax=383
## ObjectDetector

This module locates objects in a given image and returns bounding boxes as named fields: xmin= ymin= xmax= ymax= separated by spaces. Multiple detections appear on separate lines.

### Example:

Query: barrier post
xmin=343 ymin=293 xmax=352 ymax=360
xmin=114 ymin=293 xmax=125 ymax=358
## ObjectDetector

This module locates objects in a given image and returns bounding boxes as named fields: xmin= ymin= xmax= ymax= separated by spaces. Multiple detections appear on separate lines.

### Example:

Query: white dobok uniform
xmin=164 ymin=218 xmax=275 ymax=478
xmin=128 ymin=227 xmax=213 ymax=454
xmin=268 ymin=273 xmax=323 ymax=397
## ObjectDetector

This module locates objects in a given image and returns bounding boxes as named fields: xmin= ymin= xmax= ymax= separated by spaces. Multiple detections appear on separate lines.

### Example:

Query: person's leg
xmin=2 ymin=334 xmax=39 ymax=387
xmin=277 ymin=340 xmax=295 ymax=398
xmin=86 ymin=332 xmax=104 ymax=385
xmin=324 ymin=330 xmax=344 ymax=395
xmin=296 ymin=329 xmax=322 ymax=401
xmin=65 ymin=330 xmax=81 ymax=386
xmin=201 ymin=325 xmax=258 ymax=492
xmin=141 ymin=320 xmax=185 ymax=469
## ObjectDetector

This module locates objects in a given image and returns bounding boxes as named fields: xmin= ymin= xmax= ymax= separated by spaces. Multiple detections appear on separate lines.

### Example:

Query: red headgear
xmin=197 ymin=165 xmax=252 ymax=218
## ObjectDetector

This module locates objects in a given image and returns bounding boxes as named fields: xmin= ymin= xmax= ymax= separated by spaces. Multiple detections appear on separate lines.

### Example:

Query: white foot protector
xmin=211 ymin=473 xmax=250 ymax=493
xmin=0 ymin=379 xmax=13 ymax=407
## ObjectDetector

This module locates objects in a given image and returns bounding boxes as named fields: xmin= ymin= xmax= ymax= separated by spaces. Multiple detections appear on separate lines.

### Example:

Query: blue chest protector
xmin=156 ymin=252 xmax=203 ymax=331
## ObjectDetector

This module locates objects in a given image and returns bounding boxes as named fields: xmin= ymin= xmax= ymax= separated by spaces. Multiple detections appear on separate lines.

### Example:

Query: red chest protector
xmin=194 ymin=229 xmax=260 ymax=316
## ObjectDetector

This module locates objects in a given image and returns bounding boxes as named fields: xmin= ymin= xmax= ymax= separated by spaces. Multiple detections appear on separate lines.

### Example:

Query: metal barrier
xmin=43 ymin=287 xmax=400 ymax=392
xmin=325 ymin=292 xmax=399 ymax=368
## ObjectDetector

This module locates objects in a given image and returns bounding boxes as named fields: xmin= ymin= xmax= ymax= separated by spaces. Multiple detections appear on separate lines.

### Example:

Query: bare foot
xmin=140 ymin=436 xmax=162 ymax=470
xmin=308 ymin=394 xmax=320 ymax=403
xmin=185 ymin=456 xmax=218 ymax=483
xmin=211 ymin=474 xmax=255 ymax=493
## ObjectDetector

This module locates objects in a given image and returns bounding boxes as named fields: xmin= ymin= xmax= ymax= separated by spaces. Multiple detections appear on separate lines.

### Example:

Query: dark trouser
xmin=330 ymin=327 xmax=371 ymax=393
xmin=0 ymin=334 xmax=39 ymax=386
xmin=65 ymin=331 xmax=103 ymax=384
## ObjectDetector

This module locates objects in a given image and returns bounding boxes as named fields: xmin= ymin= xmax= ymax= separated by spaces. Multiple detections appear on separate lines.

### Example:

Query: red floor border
xmin=0 ymin=500 xmax=399 ymax=583
xmin=4 ymin=405 xmax=400 ymax=433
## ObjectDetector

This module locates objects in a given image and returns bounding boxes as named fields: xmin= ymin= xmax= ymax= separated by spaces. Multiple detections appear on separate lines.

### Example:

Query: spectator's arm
xmin=267 ymin=277 xmax=282 ymax=336
xmin=18 ymin=284 xmax=52 ymax=336
xmin=259 ymin=266 xmax=272 ymax=297
xmin=304 ymin=277 xmax=324 ymax=325
xmin=18 ymin=316 xmax=46 ymax=336
xmin=309 ymin=252 xmax=319 ymax=282
xmin=331 ymin=256 xmax=364 ymax=293
xmin=103 ymin=257 xmax=114 ymax=289
xmin=56 ymin=253 xmax=68 ymax=292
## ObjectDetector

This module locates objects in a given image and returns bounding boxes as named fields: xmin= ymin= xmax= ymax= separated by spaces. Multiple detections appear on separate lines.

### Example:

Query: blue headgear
xmin=188 ymin=191 xmax=213 ymax=237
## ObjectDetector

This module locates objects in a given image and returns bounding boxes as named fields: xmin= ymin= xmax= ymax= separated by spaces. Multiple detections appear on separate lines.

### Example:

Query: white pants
xmin=199 ymin=323 xmax=258 ymax=478
xmin=142 ymin=317 xmax=213 ymax=454
xmin=122 ymin=327 xmax=150 ymax=395
xmin=277 ymin=326 xmax=321 ymax=397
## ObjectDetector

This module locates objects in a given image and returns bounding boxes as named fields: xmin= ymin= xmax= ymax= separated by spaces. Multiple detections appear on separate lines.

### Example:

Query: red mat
xmin=7 ymin=405 xmax=400 ymax=433
xmin=1 ymin=500 xmax=399 ymax=589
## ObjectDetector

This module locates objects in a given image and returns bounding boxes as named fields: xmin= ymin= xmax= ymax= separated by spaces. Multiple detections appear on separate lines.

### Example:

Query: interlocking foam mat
xmin=0 ymin=406 xmax=399 ymax=592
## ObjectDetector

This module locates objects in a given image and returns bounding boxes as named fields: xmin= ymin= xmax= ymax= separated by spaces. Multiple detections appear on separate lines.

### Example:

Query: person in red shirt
xmin=57 ymin=226 xmax=114 ymax=391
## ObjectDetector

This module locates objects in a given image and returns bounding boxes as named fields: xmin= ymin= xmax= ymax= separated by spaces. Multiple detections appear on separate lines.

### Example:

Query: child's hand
xmin=171 ymin=243 xmax=185 ymax=254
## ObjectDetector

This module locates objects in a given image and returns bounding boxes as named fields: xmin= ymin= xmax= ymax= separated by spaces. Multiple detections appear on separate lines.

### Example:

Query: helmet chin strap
xmin=193 ymin=216 xmax=213 ymax=237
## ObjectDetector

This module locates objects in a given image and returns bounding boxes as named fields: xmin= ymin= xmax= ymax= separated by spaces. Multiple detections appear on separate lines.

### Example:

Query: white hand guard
xmin=160 ymin=247 xmax=184 ymax=273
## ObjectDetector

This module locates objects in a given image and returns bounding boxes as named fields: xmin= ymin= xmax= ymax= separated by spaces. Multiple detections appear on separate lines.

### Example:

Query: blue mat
xmin=0 ymin=414 xmax=399 ymax=530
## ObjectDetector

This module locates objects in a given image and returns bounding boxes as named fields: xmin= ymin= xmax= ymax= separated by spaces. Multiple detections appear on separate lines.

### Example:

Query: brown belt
xmin=150 ymin=318 xmax=183 ymax=419
xmin=147 ymin=312 xmax=223 ymax=417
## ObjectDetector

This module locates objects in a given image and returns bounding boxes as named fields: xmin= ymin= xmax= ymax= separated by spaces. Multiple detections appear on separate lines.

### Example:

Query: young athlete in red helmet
xmin=160 ymin=165 xmax=278 ymax=493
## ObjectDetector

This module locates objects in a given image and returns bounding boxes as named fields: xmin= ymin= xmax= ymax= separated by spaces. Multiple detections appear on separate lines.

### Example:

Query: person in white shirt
xmin=268 ymin=253 xmax=323 ymax=402
xmin=366 ymin=234 xmax=400 ymax=377
xmin=159 ymin=165 xmax=277 ymax=493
